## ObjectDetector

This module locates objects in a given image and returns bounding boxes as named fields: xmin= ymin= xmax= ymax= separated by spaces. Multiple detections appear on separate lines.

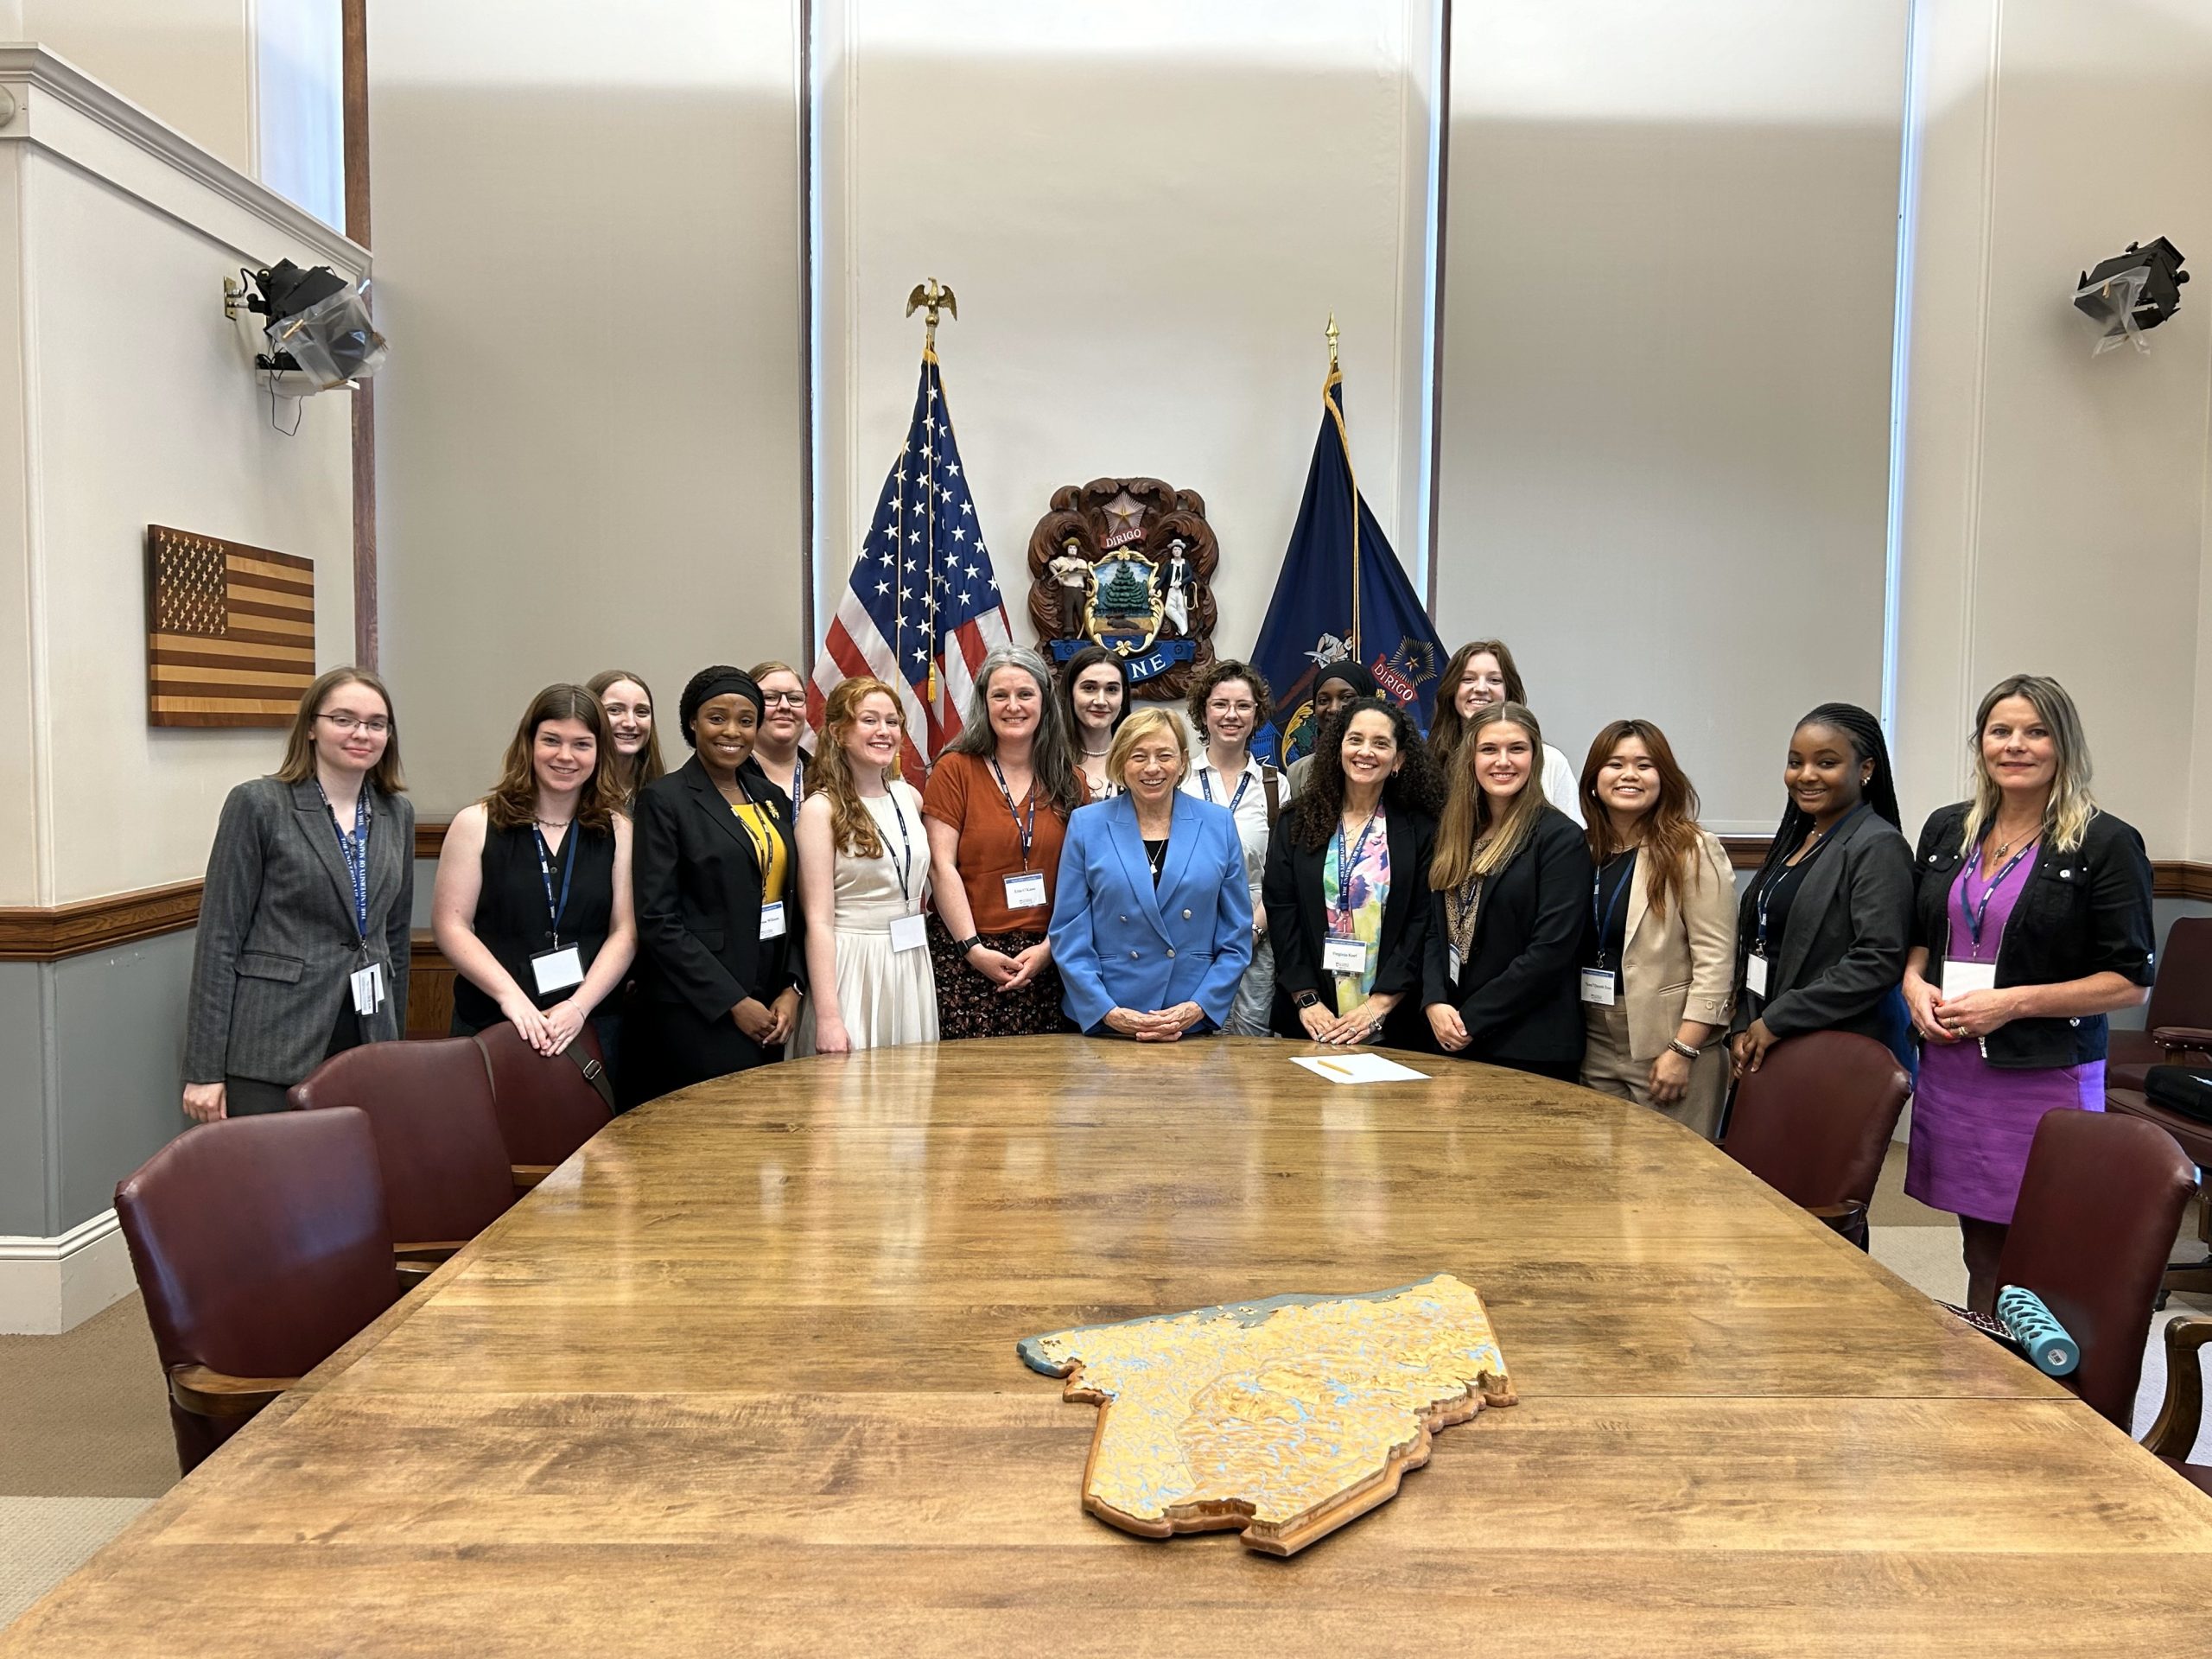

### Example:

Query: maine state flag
xmin=1252 ymin=358 xmax=1445 ymax=764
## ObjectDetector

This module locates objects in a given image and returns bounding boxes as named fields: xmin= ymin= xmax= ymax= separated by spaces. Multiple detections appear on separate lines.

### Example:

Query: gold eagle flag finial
xmin=906 ymin=279 xmax=957 ymax=357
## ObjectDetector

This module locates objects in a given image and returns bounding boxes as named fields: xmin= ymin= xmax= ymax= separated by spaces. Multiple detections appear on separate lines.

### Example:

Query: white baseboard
xmin=0 ymin=1211 xmax=136 ymax=1334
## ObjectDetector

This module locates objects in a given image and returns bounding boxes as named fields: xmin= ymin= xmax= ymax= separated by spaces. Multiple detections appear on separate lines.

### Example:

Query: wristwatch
xmin=954 ymin=935 xmax=983 ymax=957
xmin=1294 ymin=990 xmax=1321 ymax=1009
xmin=1668 ymin=1038 xmax=1700 ymax=1062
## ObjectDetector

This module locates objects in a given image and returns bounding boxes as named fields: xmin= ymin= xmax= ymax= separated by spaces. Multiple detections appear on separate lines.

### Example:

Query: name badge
xmin=531 ymin=943 xmax=585 ymax=995
xmin=1943 ymin=958 xmax=1999 ymax=998
xmin=889 ymin=913 xmax=928 ymax=954
xmin=1579 ymin=967 xmax=1618 ymax=1007
xmin=1002 ymin=870 xmax=1049 ymax=910
xmin=1745 ymin=951 xmax=1770 ymax=998
xmin=349 ymin=959 xmax=385 ymax=1015
xmin=760 ymin=900 xmax=787 ymax=940
xmin=1322 ymin=936 xmax=1370 ymax=976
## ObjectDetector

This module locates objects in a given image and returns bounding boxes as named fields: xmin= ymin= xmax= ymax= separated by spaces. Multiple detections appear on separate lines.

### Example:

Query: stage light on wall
xmin=222 ymin=260 xmax=389 ymax=419
xmin=2073 ymin=238 xmax=2188 ymax=355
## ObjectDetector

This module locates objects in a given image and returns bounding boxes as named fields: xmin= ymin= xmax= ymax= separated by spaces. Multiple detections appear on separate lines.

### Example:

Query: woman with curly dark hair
xmin=1262 ymin=696 xmax=1446 ymax=1049
xmin=1182 ymin=658 xmax=1282 ymax=1034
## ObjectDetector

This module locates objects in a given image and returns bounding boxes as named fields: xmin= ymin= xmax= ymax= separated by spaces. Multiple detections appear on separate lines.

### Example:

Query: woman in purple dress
xmin=1901 ymin=675 xmax=2156 ymax=1313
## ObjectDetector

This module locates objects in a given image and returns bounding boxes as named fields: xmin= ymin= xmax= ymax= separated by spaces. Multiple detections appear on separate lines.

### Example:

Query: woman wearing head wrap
xmin=1729 ymin=702 xmax=1914 ymax=1080
xmin=627 ymin=664 xmax=804 ymax=1101
xmin=1283 ymin=661 xmax=1378 ymax=801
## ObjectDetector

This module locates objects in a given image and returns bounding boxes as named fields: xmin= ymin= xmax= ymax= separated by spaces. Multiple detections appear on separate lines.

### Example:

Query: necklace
xmin=1081 ymin=745 xmax=1112 ymax=760
xmin=1989 ymin=818 xmax=2042 ymax=861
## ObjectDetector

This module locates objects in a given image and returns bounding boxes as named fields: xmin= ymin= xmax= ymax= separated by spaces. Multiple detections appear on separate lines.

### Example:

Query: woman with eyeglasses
xmin=747 ymin=659 xmax=814 ymax=807
xmin=1181 ymin=658 xmax=1283 ymax=1034
xmin=181 ymin=668 xmax=415 ymax=1121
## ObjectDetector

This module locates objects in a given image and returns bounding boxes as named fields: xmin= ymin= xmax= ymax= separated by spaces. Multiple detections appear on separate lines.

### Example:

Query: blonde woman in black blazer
xmin=182 ymin=668 xmax=414 ymax=1121
xmin=630 ymin=666 xmax=803 ymax=1103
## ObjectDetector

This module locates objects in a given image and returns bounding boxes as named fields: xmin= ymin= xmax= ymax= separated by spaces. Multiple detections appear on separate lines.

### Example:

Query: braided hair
xmin=1754 ymin=702 xmax=1898 ymax=885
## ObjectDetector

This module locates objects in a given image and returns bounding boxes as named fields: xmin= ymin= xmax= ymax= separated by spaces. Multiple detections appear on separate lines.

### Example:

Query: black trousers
xmin=226 ymin=1004 xmax=363 ymax=1115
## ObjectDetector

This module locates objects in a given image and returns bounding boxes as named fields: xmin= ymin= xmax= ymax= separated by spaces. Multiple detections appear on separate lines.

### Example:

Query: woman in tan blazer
xmin=1573 ymin=720 xmax=1736 ymax=1138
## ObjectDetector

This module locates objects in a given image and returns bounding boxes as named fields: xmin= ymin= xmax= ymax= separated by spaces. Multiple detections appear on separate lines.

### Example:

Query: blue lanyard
xmin=1591 ymin=852 xmax=1635 ymax=970
xmin=1200 ymin=766 xmax=1251 ymax=814
xmin=791 ymin=753 xmax=804 ymax=807
xmin=315 ymin=781 xmax=371 ymax=943
xmin=988 ymin=756 xmax=1037 ymax=869
xmin=880 ymin=788 xmax=916 ymax=904
xmin=533 ymin=825 xmax=579 ymax=946
xmin=1756 ymin=804 xmax=1863 ymax=954
xmin=1332 ymin=809 xmax=1381 ymax=913
xmin=1961 ymin=835 xmax=2038 ymax=952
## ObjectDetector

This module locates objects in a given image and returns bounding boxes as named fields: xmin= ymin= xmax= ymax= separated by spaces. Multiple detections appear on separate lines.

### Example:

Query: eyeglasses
xmin=318 ymin=712 xmax=390 ymax=734
xmin=760 ymin=690 xmax=807 ymax=707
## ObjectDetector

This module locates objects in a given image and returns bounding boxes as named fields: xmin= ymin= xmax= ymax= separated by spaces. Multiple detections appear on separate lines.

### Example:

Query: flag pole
xmin=1327 ymin=312 xmax=1361 ymax=658
xmin=906 ymin=278 xmax=957 ymax=704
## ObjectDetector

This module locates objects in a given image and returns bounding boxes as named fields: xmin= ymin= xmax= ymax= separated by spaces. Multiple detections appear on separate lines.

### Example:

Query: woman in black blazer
xmin=630 ymin=666 xmax=804 ymax=1103
xmin=1900 ymin=675 xmax=2154 ymax=1311
xmin=1731 ymin=702 xmax=1914 ymax=1078
xmin=1421 ymin=702 xmax=1592 ymax=1080
xmin=1264 ymin=697 xmax=1446 ymax=1049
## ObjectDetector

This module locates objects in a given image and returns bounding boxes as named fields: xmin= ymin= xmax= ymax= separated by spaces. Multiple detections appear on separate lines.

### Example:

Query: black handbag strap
xmin=563 ymin=1041 xmax=618 ymax=1116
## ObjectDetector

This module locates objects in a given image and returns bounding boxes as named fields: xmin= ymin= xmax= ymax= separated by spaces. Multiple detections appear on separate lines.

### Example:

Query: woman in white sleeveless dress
xmin=793 ymin=676 xmax=938 ymax=1055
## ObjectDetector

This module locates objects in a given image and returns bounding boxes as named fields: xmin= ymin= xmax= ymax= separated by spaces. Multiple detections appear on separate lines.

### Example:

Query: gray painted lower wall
xmin=0 ymin=929 xmax=195 ymax=1238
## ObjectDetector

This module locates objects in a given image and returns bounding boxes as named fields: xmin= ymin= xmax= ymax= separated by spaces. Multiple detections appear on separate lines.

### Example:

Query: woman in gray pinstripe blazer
xmin=181 ymin=669 xmax=414 ymax=1120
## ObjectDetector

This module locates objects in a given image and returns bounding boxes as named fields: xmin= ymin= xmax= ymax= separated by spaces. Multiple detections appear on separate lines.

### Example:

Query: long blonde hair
xmin=1960 ymin=674 xmax=2098 ymax=855
xmin=585 ymin=668 xmax=665 ymax=804
xmin=1431 ymin=702 xmax=1548 ymax=891
xmin=810 ymin=677 xmax=905 ymax=859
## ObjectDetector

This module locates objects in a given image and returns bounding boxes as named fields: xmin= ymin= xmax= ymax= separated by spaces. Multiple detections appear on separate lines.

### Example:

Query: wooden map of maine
xmin=1018 ymin=1274 xmax=1515 ymax=1556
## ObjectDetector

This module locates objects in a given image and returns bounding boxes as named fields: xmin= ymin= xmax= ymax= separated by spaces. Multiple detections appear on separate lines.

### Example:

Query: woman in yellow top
xmin=629 ymin=665 xmax=804 ymax=1101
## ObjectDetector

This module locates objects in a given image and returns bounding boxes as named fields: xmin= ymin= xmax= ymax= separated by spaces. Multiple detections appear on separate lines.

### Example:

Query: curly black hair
xmin=1284 ymin=696 xmax=1447 ymax=850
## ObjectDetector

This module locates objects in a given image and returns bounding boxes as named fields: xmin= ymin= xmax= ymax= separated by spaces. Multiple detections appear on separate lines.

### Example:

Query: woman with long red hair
xmin=792 ymin=677 xmax=937 ymax=1054
xmin=1574 ymin=720 xmax=1737 ymax=1137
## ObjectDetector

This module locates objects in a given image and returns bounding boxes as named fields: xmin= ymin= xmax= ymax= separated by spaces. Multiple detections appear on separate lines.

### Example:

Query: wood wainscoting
xmin=9 ymin=830 xmax=2212 ymax=969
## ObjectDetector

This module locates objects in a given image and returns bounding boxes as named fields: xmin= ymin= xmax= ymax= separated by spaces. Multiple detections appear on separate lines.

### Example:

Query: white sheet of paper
xmin=759 ymin=900 xmax=787 ymax=939
xmin=1292 ymin=1053 xmax=1432 ymax=1084
xmin=1944 ymin=958 xmax=1999 ymax=998
xmin=1322 ymin=937 xmax=1369 ymax=975
xmin=888 ymin=912 xmax=928 ymax=954
xmin=349 ymin=960 xmax=385 ymax=1015
xmin=1579 ymin=967 xmax=1618 ymax=1007
xmin=1002 ymin=870 xmax=1048 ymax=910
xmin=531 ymin=944 xmax=585 ymax=995
xmin=1745 ymin=951 xmax=1770 ymax=998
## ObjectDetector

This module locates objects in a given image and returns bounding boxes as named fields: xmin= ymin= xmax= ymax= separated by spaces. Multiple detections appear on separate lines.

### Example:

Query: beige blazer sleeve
xmin=1622 ymin=829 xmax=1738 ymax=1060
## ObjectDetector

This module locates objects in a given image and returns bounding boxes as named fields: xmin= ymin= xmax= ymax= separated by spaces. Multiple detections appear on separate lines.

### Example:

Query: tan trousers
xmin=1580 ymin=1001 xmax=1729 ymax=1141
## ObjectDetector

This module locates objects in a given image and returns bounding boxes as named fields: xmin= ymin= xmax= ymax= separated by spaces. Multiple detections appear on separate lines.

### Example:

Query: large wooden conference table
xmin=11 ymin=1038 xmax=2212 ymax=1655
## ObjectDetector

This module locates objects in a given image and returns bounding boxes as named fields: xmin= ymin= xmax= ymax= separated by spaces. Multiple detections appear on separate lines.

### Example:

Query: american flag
xmin=810 ymin=352 xmax=1012 ymax=783
xmin=144 ymin=525 xmax=316 ymax=728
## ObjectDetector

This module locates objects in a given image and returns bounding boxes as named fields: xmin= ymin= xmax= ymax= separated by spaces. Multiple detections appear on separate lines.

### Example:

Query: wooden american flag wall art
xmin=144 ymin=525 xmax=316 ymax=727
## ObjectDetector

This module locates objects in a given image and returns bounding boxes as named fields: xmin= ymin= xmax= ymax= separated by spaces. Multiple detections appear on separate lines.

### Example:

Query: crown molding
xmin=0 ymin=44 xmax=368 ymax=274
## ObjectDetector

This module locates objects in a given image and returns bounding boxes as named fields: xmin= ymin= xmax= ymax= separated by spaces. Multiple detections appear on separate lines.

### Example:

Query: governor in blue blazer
xmin=1050 ymin=709 xmax=1253 ymax=1039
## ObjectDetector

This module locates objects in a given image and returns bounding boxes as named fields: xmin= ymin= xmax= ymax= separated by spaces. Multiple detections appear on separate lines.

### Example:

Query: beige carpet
xmin=0 ymin=1294 xmax=176 ymax=1630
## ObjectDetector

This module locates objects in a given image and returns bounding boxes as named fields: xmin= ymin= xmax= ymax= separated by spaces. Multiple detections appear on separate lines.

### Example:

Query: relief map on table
xmin=1018 ymin=1273 xmax=1515 ymax=1556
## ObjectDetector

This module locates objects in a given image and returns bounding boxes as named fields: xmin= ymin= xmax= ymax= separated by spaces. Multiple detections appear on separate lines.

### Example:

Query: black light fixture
xmin=2074 ymin=238 xmax=2189 ymax=354
xmin=222 ymin=259 xmax=390 ymax=391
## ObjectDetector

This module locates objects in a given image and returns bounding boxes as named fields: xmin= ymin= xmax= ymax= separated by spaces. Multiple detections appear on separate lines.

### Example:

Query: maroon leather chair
xmin=472 ymin=1020 xmax=614 ymax=1189
xmin=2106 ymin=1086 xmax=2212 ymax=1301
xmin=1995 ymin=1108 xmax=2196 ymax=1430
xmin=289 ymin=1036 xmax=514 ymax=1257
xmin=1720 ymin=1031 xmax=1911 ymax=1248
xmin=115 ymin=1108 xmax=397 ymax=1475
xmin=2108 ymin=917 xmax=2212 ymax=1092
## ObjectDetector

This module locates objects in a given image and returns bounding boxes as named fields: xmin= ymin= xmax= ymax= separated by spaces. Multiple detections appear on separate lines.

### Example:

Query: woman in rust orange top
xmin=923 ymin=645 xmax=1087 ymax=1038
